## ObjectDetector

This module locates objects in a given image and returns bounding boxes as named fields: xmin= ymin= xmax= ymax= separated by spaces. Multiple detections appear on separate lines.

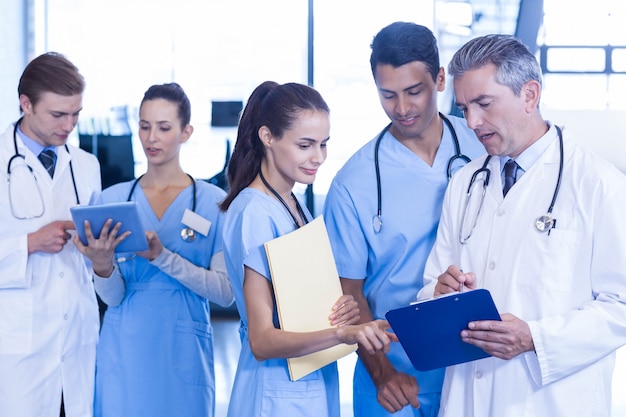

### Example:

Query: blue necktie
xmin=38 ymin=149 xmax=57 ymax=178
xmin=503 ymin=159 xmax=518 ymax=197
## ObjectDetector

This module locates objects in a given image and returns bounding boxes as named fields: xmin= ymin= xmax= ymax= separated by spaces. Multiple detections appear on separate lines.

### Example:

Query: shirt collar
xmin=500 ymin=123 xmax=557 ymax=173
xmin=16 ymin=123 xmax=58 ymax=157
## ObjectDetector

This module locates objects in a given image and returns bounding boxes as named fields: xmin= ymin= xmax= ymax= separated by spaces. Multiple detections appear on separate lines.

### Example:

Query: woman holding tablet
xmin=75 ymin=83 xmax=234 ymax=417
xmin=219 ymin=81 xmax=395 ymax=417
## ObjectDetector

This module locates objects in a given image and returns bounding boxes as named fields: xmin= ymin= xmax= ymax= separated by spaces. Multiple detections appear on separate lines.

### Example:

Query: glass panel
xmin=546 ymin=48 xmax=606 ymax=72
xmin=612 ymin=48 xmax=626 ymax=72
xmin=44 ymin=0 xmax=308 ymax=180
xmin=312 ymin=0 xmax=435 ymax=199
xmin=542 ymin=74 xmax=608 ymax=110
xmin=540 ymin=0 xmax=626 ymax=110
xmin=542 ymin=0 xmax=614 ymax=45
xmin=608 ymin=74 xmax=626 ymax=110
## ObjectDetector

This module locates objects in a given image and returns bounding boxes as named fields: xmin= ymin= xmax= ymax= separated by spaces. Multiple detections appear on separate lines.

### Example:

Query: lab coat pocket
xmin=174 ymin=319 xmax=214 ymax=386
xmin=518 ymin=227 xmax=581 ymax=292
xmin=0 ymin=291 xmax=33 ymax=354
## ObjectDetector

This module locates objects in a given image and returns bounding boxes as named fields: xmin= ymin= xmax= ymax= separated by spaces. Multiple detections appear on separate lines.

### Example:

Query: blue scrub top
xmin=223 ymin=188 xmax=340 ymax=417
xmin=323 ymin=116 xmax=485 ymax=401
xmin=94 ymin=179 xmax=226 ymax=417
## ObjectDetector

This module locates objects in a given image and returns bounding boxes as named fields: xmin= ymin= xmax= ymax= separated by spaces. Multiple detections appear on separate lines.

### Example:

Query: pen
xmin=459 ymin=269 xmax=464 ymax=293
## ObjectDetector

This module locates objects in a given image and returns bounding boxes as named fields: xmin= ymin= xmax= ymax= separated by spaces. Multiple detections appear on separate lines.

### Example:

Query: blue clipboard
xmin=385 ymin=288 xmax=501 ymax=371
xmin=70 ymin=201 xmax=149 ymax=253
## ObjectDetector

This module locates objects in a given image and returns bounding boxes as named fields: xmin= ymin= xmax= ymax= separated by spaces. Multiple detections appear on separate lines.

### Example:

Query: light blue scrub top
xmin=94 ymin=180 xmax=226 ymax=417
xmin=323 ymin=115 xmax=485 ymax=416
xmin=223 ymin=188 xmax=339 ymax=417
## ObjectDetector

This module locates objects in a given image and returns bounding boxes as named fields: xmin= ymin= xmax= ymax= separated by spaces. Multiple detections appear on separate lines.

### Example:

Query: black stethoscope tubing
xmin=10 ymin=117 xmax=80 ymax=205
xmin=373 ymin=113 xmax=470 ymax=233
xmin=259 ymin=169 xmax=309 ymax=229
xmin=126 ymin=173 xmax=198 ymax=242
xmin=546 ymin=125 xmax=564 ymax=216
xmin=462 ymin=124 xmax=563 ymax=239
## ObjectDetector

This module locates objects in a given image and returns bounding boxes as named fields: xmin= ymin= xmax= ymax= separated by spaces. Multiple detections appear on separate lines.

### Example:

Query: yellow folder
xmin=264 ymin=216 xmax=357 ymax=381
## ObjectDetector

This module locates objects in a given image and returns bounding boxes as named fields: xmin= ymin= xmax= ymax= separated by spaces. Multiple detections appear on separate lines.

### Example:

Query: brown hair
xmin=219 ymin=81 xmax=329 ymax=211
xmin=18 ymin=52 xmax=85 ymax=111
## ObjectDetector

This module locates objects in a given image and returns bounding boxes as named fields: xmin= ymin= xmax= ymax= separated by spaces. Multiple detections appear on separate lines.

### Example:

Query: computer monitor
xmin=211 ymin=100 xmax=243 ymax=127
xmin=79 ymin=133 xmax=135 ymax=189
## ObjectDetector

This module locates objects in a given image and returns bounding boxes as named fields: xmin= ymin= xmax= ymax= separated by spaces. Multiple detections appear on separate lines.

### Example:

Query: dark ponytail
xmin=220 ymin=81 xmax=329 ymax=211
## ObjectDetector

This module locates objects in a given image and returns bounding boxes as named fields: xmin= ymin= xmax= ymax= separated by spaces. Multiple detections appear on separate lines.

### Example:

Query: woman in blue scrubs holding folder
xmin=75 ymin=83 xmax=234 ymax=417
xmin=219 ymin=81 xmax=396 ymax=417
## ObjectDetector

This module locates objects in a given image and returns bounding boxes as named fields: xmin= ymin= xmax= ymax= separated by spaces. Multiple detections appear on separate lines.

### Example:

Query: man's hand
xmin=434 ymin=265 xmax=476 ymax=297
xmin=342 ymin=278 xmax=420 ymax=413
xmin=28 ymin=220 xmax=75 ymax=255
xmin=461 ymin=313 xmax=535 ymax=360
xmin=375 ymin=369 xmax=420 ymax=413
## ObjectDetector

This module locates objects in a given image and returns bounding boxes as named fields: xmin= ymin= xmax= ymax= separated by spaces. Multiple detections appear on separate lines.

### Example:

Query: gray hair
xmin=448 ymin=34 xmax=542 ymax=96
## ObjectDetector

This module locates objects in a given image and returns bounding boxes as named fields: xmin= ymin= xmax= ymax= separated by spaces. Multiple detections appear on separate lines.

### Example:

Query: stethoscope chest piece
xmin=180 ymin=227 xmax=197 ymax=242
xmin=372 ymin=215 xmax=382 ymax=234
xmin=535 ymin=214 xmax=554 ymax=232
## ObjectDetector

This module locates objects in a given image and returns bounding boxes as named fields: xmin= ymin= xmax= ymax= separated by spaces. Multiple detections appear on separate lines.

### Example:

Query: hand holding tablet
xmin=70 ymin=202 xmax=149 ymax=253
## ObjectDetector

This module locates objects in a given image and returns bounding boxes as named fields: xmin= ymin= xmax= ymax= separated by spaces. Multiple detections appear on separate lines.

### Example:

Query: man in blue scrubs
xmin=323 ymin=22 xmax=484 ymax=417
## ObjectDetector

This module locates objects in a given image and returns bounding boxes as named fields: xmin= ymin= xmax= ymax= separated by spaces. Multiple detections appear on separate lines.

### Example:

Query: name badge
xmin=181 ymin=208 xmax=211 ymax=236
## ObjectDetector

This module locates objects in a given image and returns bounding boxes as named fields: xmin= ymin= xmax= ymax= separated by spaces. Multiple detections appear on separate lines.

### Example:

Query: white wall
xmin=543 ymin=109 xmax=626 ymax=174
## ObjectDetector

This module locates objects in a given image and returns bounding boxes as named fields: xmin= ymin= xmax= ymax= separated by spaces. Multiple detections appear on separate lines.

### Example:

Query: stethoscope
xmin=259 ymin=169 xmax=309 ymax=229
xmin=372 ymin=113 xmax=471 ymax=233
xmin=8 ymin=117 xmax=80 ymax=219
xmin=459 ymin=125 xmax=564 ymax=244
xmin=126 ymin=173 xmax=198 ymax=242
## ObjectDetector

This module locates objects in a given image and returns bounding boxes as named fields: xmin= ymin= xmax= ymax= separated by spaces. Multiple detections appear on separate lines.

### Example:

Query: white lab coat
xmin=0 ymin=123 xmax=101 ymax=416
xmin=420 ymin=125 xmax=626 ymax=417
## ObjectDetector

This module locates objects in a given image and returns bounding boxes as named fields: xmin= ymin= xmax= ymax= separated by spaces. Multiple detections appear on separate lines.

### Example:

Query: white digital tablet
xmin=70 ymin=201 xmax=149 ymax=253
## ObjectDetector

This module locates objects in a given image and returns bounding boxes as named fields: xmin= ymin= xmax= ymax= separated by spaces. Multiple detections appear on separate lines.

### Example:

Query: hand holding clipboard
xmin=385 ymin=288 xmax=501 ymax=371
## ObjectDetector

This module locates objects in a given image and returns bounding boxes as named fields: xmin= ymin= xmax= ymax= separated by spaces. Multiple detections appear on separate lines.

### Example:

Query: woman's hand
xmin=73 ymin=219 xmax=129 ymax=277
xmin=337 ymin=319 xmax=398 ymax=354
xmin=136 ymin=231 xmax=164 ymax=261
xmin=329 ymin=294 xmax=360 ymax=326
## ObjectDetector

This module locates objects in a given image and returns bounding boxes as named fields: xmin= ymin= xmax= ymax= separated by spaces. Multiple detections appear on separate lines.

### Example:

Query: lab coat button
xmin=59 ymin=272 xmax=65 ymax=278
xmin=489 ymin=262 xmax=496 ymax=270
xmin=475 ymin=371 xmax=483 ymax=379
xmin=64 ymin=314 xmax=68 ymax=320
xmin=496 ymin=208 xmax=505 ymax=216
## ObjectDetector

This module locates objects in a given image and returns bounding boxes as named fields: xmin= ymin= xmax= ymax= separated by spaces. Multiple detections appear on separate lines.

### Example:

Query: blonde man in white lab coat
xmin=0 ymin=52 xmax=101 ymax=416
xmin=419 ymin=34 xmax=626 ymax=417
